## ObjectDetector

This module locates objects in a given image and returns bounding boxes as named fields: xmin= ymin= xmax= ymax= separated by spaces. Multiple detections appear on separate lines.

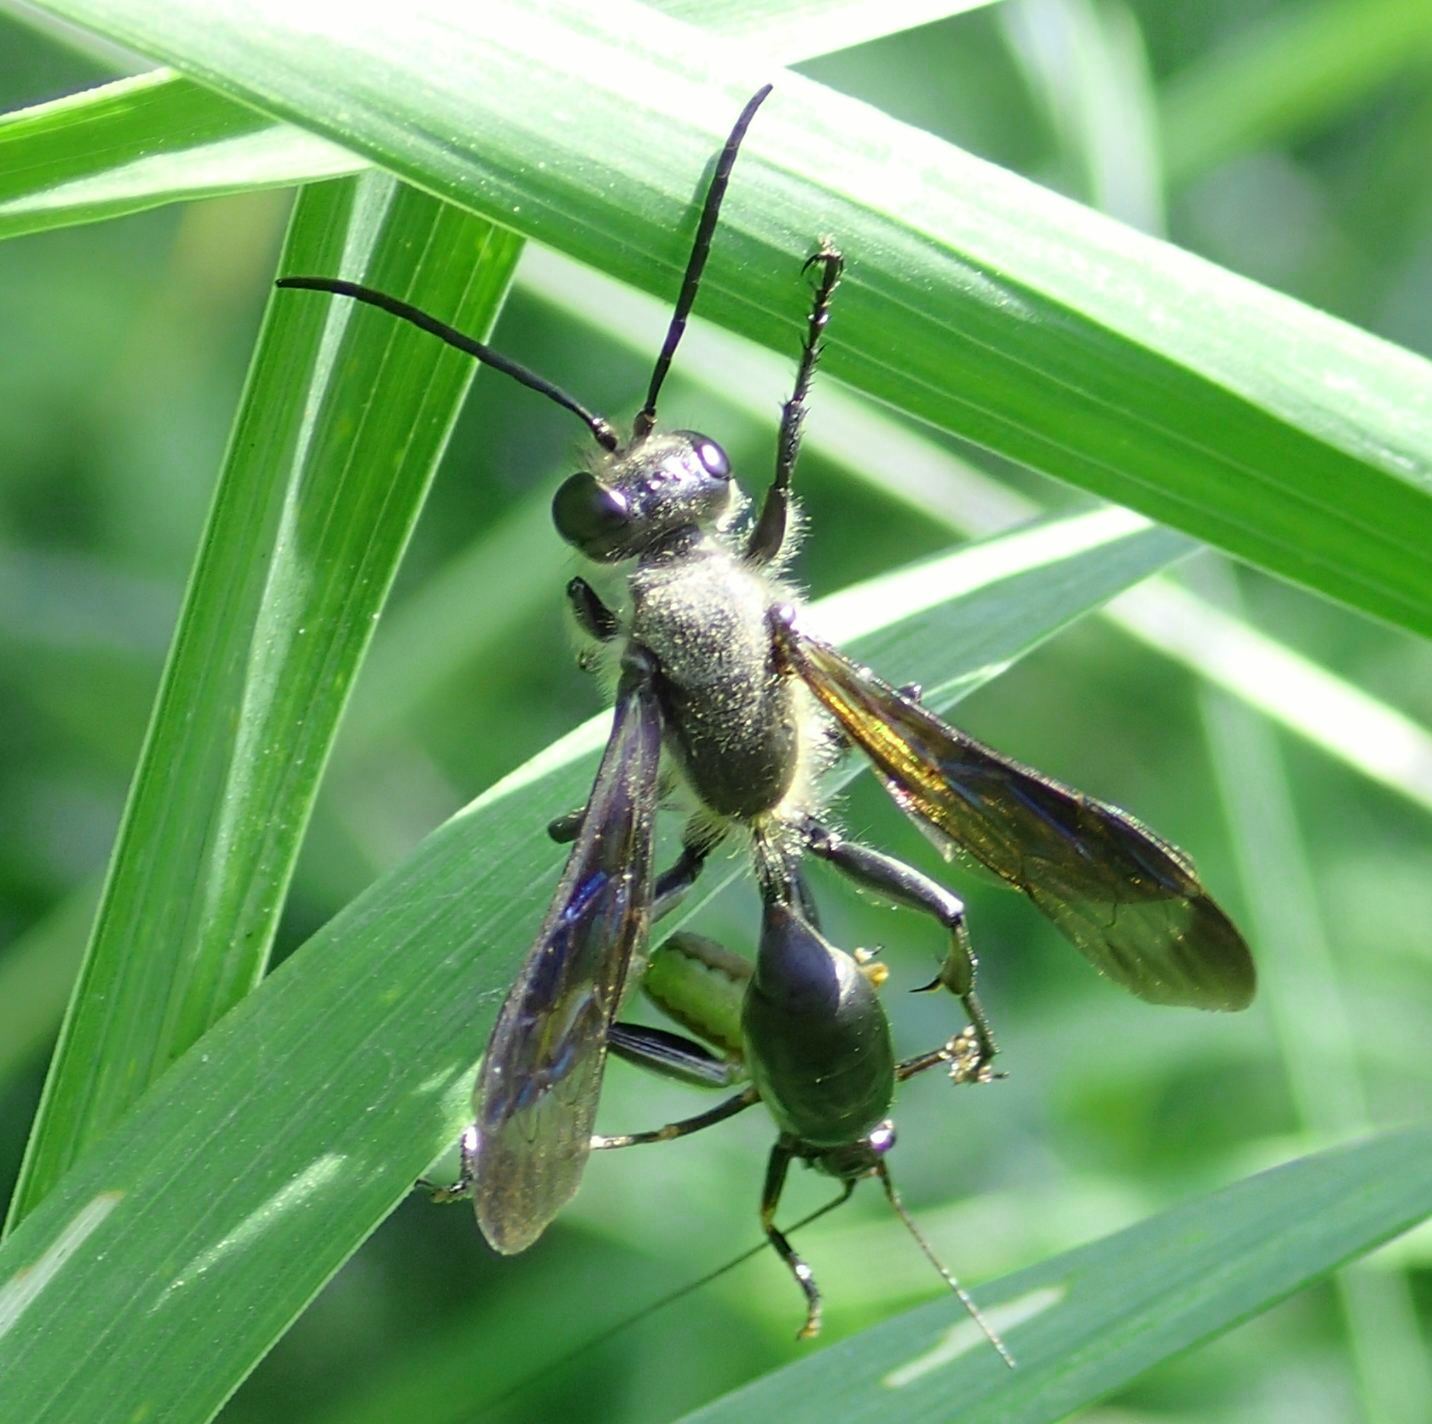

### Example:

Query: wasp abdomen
xmin=742 ymin=901 xmax=895 ymax=1148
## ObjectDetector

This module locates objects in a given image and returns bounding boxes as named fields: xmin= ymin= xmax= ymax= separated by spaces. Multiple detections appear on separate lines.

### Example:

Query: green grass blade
xmin=998 ymin=0 xmax=1163 ymax=232
xmin=1162 ymin=0 xmax=1432 ymax=185
xmin=0 ymin=510 xmax=1186 ymax=1424
xmin=676 ymin=1126 xmax=1432 ymax=1424
xmin=0 ymin=0 xmax=996 ymax=239
xmin=662 ymin=0 xmax=1004 ymax=49
xmin=12 ymin=0 xmax=1432 ymax=634
xmin=0 ymin=69 xmax=360 ymax=239
xmin=1200 ymin=568 xmax=1432 ymax=1424
xmin=4 ymin=181 xmax=520 ymax=1229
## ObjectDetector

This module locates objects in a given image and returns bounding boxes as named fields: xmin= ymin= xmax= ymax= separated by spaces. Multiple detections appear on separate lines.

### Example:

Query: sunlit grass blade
xmin=0 ymin=1 xmax=997 ymax=239
xmin=0 ymin=69 xmax=360 ymax=239
xmin=13 ymin=0 xmax=1432 ymax=636
xmin=4 ymin=180 xmax=521 ymax=1229
xmin=997 ymin=0 xmax=1162 ymax=231
xmin=661 ymin=0 xmax=1005 ymax=51
xmin=0 ymin=510 xmax=1186 ymax=1424
xmin=676 ymin=1126 xmax=1432 ymax=1423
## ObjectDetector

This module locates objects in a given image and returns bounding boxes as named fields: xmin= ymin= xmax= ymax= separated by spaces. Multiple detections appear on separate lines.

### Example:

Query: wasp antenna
xmin=634 ymin=83 xmax=773 ymax=438
xmin=876 ymin=1162 xmax=1016 ymax=1369
xmin=275 ymin=276 xmax=620 ymax=451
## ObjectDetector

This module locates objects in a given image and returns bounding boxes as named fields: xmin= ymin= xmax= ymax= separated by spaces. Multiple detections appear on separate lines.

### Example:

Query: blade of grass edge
xmin=4 ymin=180 xmax=522 ymax=1229
xmin=0 ymin=2 xmax=1005 ymax=240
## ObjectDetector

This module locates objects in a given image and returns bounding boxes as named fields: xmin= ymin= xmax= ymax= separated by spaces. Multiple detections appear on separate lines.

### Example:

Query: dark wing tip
xmin=474 ymin=1099 xmax=594 ymax=1255
xmin=1132 ymin=897 xmax=1256 ymax=1012
xmin=1205 ymin=927 xmax=1257 ymax=1012
xmin=1183 ymin=896 xmax=1256 ymax=1011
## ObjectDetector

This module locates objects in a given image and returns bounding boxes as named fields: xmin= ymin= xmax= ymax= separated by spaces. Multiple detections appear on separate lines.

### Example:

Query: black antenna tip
xmin=274 ymin=275 xmax=618 ymax=451
xmin=637 ymin=84 xmax=775 ymax=428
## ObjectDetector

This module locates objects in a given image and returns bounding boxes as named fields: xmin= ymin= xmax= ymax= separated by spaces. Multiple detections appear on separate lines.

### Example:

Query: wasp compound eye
xmin=675 ymin=432 xmax=731 ymax=480
xmin=552 ymin=473 xmax=630 ymax=552
xmin=697 ymin=440 xmax=731 ymax=480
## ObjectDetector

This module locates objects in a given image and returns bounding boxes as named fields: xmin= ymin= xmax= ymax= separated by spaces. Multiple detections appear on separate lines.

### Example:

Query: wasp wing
xmin=473 ymin=659 xmax=664 ymax=1253
xmin=781 ymin=625 xmax=1253 ymax=1010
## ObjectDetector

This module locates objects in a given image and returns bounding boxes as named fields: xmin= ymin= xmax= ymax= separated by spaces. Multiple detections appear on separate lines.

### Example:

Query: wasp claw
xmin=942 ymin=1027 xmax=1000 ymax=1085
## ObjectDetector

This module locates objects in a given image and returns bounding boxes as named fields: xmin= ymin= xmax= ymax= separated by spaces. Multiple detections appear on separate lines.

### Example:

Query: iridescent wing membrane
xmin=474 ymin=660 xmax=664 ymax=1252
xmin=781 ymin=626 xmax=1255 ymax=1011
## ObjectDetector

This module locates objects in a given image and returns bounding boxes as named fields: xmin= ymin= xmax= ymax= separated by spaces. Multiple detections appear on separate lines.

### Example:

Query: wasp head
xmin=552 ymin=429 xmax=737 ymax=561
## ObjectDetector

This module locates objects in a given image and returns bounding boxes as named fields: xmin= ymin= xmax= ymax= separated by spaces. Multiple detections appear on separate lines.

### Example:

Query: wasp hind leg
xmin=595 ymin=912 xmax=758 ymax=1144
xmin=895 ymin=1029 xmax=990 ymax=1085
xmin=421 ymin=1123 xmax=480 ymax=1205
xmin=801 ymin=818 xmax=999 ymax=1082
xmin=590 ymin=1063 xmax=759 ymax=1149
xmin=760 ymin=1140 xmax=830 ymax=1338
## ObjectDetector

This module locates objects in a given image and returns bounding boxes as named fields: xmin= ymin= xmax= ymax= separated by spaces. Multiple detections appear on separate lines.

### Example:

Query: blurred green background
xmin=1 ymin=2 xmax=1428 ymax=1422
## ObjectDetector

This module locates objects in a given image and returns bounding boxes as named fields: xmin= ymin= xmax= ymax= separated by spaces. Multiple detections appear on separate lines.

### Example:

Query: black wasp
xmin=279 ymin=84 xmax=1254 ymax=1344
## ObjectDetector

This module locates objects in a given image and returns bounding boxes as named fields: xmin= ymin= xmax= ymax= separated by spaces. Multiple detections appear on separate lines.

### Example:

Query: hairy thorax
xmin=628 ymin=538 xmax=801 ymax=822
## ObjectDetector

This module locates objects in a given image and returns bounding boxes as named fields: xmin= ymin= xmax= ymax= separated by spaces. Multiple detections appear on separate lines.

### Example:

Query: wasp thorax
xmin=551 ymin=429 xmax=735 ymax=561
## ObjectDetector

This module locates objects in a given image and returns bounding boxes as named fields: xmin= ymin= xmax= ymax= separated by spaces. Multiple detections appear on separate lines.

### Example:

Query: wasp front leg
xmin=566 ymin=576 xmax=619 ymax=642
xmin=747 ymin=243 xmax=843 ymax=566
